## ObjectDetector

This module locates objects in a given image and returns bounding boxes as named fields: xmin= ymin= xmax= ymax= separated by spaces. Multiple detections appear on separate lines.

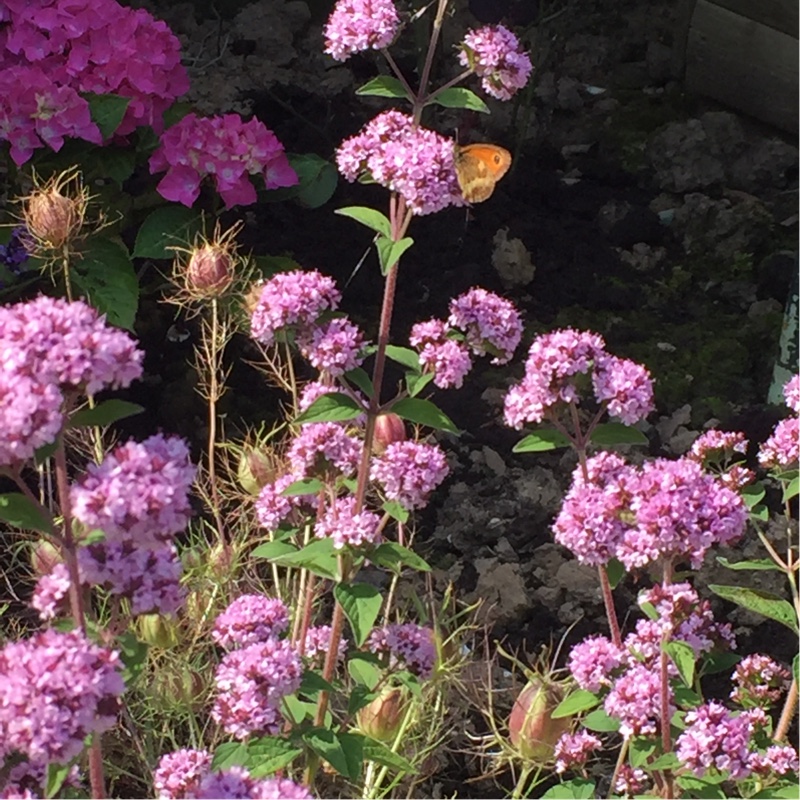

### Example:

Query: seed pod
xmin=138 ymin=613 xmax=178 ymax=649
xmin=26 ymin=188 xmax=79 ymax=249
xmin=30 ymin=539 xmax=63 ymax=577
xmin=186 ymin=242 xmax=234 ymax=297
xmin=508 ymin=677 xmax=572 ymax=762
xmin=373 ymin=413 xmax=406 ymax=454
xmin=357 ymin=687 xmax=409 ymax=742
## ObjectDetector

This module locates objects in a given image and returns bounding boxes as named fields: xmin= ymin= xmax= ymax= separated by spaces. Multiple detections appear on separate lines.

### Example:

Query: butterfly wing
xmin=455 ymin=144 xmax=512 ymax=203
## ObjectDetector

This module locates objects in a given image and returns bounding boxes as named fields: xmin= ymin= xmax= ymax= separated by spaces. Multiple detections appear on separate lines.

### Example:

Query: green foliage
xmin=133 ymin=206 xmax=204 ymax=260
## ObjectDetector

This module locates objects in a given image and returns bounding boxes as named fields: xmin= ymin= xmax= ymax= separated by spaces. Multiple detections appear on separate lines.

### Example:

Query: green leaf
xmin=362 ymin=737 xmax=416 ymax=773
xmin=428 ymin=87 xmax=489 ymax=113
xmin=382 ymin=500 xmax=410 ymax=523
xmin=46 ymin=762 xmax=73 ymax=799
xmin=245 ymin=737 xmax=304 ymax=777
xmin=752 ymin=784 xmax=800 ymax=799
xmin=551 ymin=689 xmax=600 ymax=718
xmin=93 ymin=147 xmax=137 ymax=185
xmin=371 ymin=542 xmax=430 ymax=573
xmin=605 ymin=558 xmax=626 ymax=588
xmin=582 ymin=707 xmax=620 ymax=732
xmin=0 ymin=493 xmax=52 ymax=534
xmin=69 ymin=400 xmax=144 ymax=429
xmin=512 ymin=429 xmax=572 ymax=452
xmin=335 ymin=582 xmax=383 ymax=647
xmin=303 ymin=729 xmax=362 ymax=780
xmin=299 ymin=670 xmax=335 ymax=698
xmin=646 ymin=752 xmax=682 ymax=772
xmin=73 ymin=236 xmax=138 ymax=330
xmin=675 ymin=775 xmax=726 ymax=797
xmin=356 ymin=76 xmax=409 ymax=99
xmin=116 ymin=631 xmax=149 ymax=685
xmin=628 ymin=736 xmax=657 ymax=767
xmin=392 ymin=397 xmax=459 ymax=434
xmin=664 ymin=640 xmax=696 ymax=687
xmin=84 ymin=92 xmax=131 ymax=139
xmin=589 ymin=422 xmax=648 ymax=446
xmin=783 ymin=475 xmax=799 ymax=503
xmin=406 ymin=371 xmax=434 ymax=398
xmin=672 ymin=684 xmax=703 ymax=708
xmin=283 ymin=695 xmax=318 ymax=725
xmin=709 ymin=584 xmax=798 ymax=632
xmin=540 ymin=778 xmax=596 ymax=799
xmin=133 ymin=205 xmax=203 ymax=259
xmin=211 ymin=742 xmax=248 ymax=771
xmin=376 ymin=235 xmax=414 ymax=274
xmin=345 ymin=367 xmax=374 ymax=398
xmin=740 ymin=482 xmax=766 ymax=508
xmin=282 ymin=478 xmax=323 ymax=496
xmin=715 ymin=556 xmax=780 ymax=571
xmin=348 ymin=652 xmax=382 ymax=689
xmin=295 ymin=392 xmax=364 ymax=424
xmin=699 ymin=650 xmax=740 ymax=676
xmin=335 ymin=206 xmax=391 ymax=237
xmin=251 ymin=541 xmax=298 ymax=560
xmin=269 ymin=537 xmax=341 ymax=580
xmin=289 ymin=154 xmax=338 ymax=209
xmin=385 ymin=345 xmax=421 ymax=371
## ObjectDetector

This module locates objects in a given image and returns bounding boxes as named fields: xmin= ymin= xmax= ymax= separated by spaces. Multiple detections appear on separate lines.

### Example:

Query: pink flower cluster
xmin=323 ymin=0 xmax=400 ymax=62
xmin=458 ymin=25 xmax=533 ymax=101
xmin=154 ymin=749 xmax=311 ymax=799
xmin=553 ymin=730 xmax=602 ymax=774
xmin=503 ymin=329 xmax=654 ymax=429
xmin=368 ymin=623 xmax=437 ymax=679
xmin=370 ymin=440 xmax=449 ymax=510
xmin=314 ymin=495 xmax=382 ymax=550
xmin=212 ymin=594 xmax=290 ymax=650
xmin=0 ymin=0 xmax=188 ymax=163
xmin=554 ymin=452 xmax=747 ymax=570
xmin=149 ymin=113 xmax=297 ymax=209
xmin=758 ymin=374 xmax=799 ymax=470
xmin=0 ymin=629 xmax=124 ymax=764
xmin=730 ymin=654 xmax=791 ymax=708
xmin=0 ymin=296 xmax=143 ymax=466
xmin=336 ymin=110 xmax=465 ymax=215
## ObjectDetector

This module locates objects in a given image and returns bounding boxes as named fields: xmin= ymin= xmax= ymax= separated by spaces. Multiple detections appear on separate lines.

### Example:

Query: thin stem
xmin=205 ymin=297 xmax=226 ymax=542
xmin=597 ymin=565 xmax=622 ymax=648
xmin=609 ymin=737 xmax=629 ymax=795
xmin=421 ymin=68 xmax=473 ymax=106
xmin=414 ymin=0 xmax=450 ymax=123
xmin=774 ymin=676 xmax=798 ymax=742
xmin=659 ymin=560 xmax=674 ymax=798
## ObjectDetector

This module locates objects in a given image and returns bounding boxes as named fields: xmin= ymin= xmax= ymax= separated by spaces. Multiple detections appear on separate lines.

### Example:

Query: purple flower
xmin=368 ymin=623 xmax=436 ymax=679
xmin=730 ymin=654 xmax=791 ymax=708
xmin=31 ymin=562 xmax=71 ymax=621
xmin=250 ymin=270 xmax=341 ymax=346
xmin=287 ymin=422 xmax=363 ymax=478
xmin=211 ymin=638 xmax=303 ymax=739
xmin=186 ymin=766 xmax=312 ymax=799
xmin=783 ymin=374 xmax=800 ymax=413
xmin=554 ymin=730 xmax=602 ymax=774
xmin=567 ymin=634 xmax=625 ymax=692
xmin=0 ymin=226 xmax=32 ymax=271
xmin=149 ymin=113 xmax=296 ymax=208
xmin=410 ymin=318 xmax=473 ymax=389
xmin=0 ymin=629 xmax=124 ymax=764
xmin=323 ymin=0 xmax=400 ymax=62
xmin=303 ymin=624 xmax=348 ymax=662
xmin=370 ymin=440 xmax=449 ymax=510
xmin=336 ymin=110 xmax=465 ymax=215
xmin=447 ymin=287 xmax=523 ymax=364
xmin=255 ymin=473 xmax=314 ymax=531
xmin=70 ymin=434 xmax=196 ymax=548
xmin=154 ymin=749 xmax=212 ymax=799
xmin=297 ymin=316 xmax=367 ymax=376
xmin=614 ymin=765 xmax=650 ymax=796
xmin=458 ymin=25 xmax=533 ymax=101
xmin=212 ymin=594 xmax=290 ymax=650
xmin=750 ymin=745 xmax=799 ymax=776
xmin=591 ymin=354 xmax=654 ymax=425
xmin=675 ymin=701 xmax=755 ymax=779
xmin=758 ymin=417 xmax=799 ymax=470
xmin=603 ymin=662 xmax=665 ymax=739
xmin=314 ymin=495 xmax=382 ymax=550
xmin=688 ymin=429 xmax=754 ymax=488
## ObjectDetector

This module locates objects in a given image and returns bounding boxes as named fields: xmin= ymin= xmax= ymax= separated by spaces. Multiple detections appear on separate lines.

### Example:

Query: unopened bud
xmin=373 ymin=413 xmax=406 ymax=454
xmin=186 ymin=242 xmax=233 ymax=297
xmin=30 ymin=539 xmax=63 ymax=577
xmin=357 ymin=687 xmax=409 ymax=742
xmin=508 ymin=678 xmax=572 ymax=762
xmin=138 ymin=613 xmax=178 ymax=649
xmin=26 ymin=188 xmax=79 ymax=249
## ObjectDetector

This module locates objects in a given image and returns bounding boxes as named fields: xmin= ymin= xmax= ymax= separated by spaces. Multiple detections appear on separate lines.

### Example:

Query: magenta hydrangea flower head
xmin=675 ymin=701 xmax=755 ymax=779
xmin=336 ymin=110 xmax=465 ymax=215
xmin=77 ymin=542 xmax=186 ymax=615
xmin=149 ymin=113 xmax=297 ymax=208
xmin=0 ymin=628 xmax=124 ymax=764
xmin=370 ymin=440 xmax=449 ymax=510
xmin=211 ymin=638 xmax=303 ymax=739
xmin=458 ymin=24 xmax=533 ymax=101
xmin=409 ymin=318 xmax=473 ymax=389
xmin=591 ymin=354 xmax=655 ymax=425
xmin=255 ymin=473 xmax=316 ymax=532
xmin=688 ymin=429 xmax=754 ymax=488
xmin=70 ymin=434 xmax=196 ymax=549
xmin=323 ymin=0 xmax=400 ymax=62
xmin=447 ymin=287 xmax=523 ymax=364
xmin=368 ymin=622 xmax=436 ymax=679
xmin=31 ymin=561 xmax=72 ymax=621
xmin=314 ymin=495 xmax=382 ymax=550
xmin=730 ymin=654 xmax=791 ymax=708
xmin=250 ymin=269 xmax=341 ymax=346
xmin=287 ymin=422 xmax=363 ymax=478
xmin=553 ymin=730 xmax=602 ymax=774
xmin=297 ymin=316 xmax=368 ymax=376
xmin=782 ymin=373 xmax=800 ymax=412
xmin=750 ymin=745 xmax=799 ymax=777
xmin=212 ymin=594 xmax=290 ymax=650
xmin=154 ymin=748 xmax=212 ymax=799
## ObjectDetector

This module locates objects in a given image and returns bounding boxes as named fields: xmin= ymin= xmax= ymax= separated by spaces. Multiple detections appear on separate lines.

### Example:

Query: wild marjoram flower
xmin=758 ymin=373 xmax=800 ymax=469
xmin=458 ymin=24 xmax=533 ymax=101
xmin=212 ymin=594 xmax=291 ymax=650
xmin=323 ymin=0 xmax=401 ymax=62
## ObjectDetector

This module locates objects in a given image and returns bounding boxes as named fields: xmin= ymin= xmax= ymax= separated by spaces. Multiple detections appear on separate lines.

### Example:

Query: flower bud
xmin=508 ymin=677 xmax=572 ymax=762
xmin=357 ymin=687 xmax=409 ymax=742
xmin=372 ymin=413 xmax=406 ymax=454
xmin=30 ymin=539 xmax=63 ymax=577
xmin=186 ymin=242 xmax=233 ymax=297
xmin=26 ymin=188 xmax=79 ymax=249
xmin=138 ymin=613 xmax=179 ymax=649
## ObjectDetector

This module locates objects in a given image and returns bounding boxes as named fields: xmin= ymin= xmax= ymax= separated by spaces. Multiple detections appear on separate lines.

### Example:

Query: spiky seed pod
xmin=25 ymin=185 xmax=81 ymax=249
xmin=237 ymin=446 xmax=283 ymax=495
xmin=357 ymin=686 xmax=409 ymax=742
xmin=186 ymin=241 xmax=234 ymax=297
xmin=138 ymin=613 xmax=179 ymax=649
xmin=508 ymin=677 xmax=572 ymax=762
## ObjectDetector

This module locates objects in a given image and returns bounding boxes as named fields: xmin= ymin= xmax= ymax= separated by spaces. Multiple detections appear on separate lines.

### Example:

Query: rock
xmin=556 ymin=77 xmax=584 ymax=111
xmin=729 ymin=139 xmax=799 ymax=193
xmin=645 ymin=40 xmax=674 ymax=84
xmin=471 ymin=559 xmax=530 ymax=626
xmin=482 ymin=446 xmax=507 ymax=477
xmin=495 ymin=536 xmax=518 ymax=563
xmin=597 ymin=199 xmax=664 ymax=247
xmin=492 ymin=228 xmax=535 ymax=288
xmin=554 ymin=561 xmax=601 ymax=604
xmin=654 ymin=404 xmax=692 ymax=446
xmin=618 ymin=243 xmax=667 ymax=273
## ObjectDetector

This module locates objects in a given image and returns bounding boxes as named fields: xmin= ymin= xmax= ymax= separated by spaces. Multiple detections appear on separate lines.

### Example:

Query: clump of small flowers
xmin=0 ymin=226 xmax=32 ymax=274
xmin=303 ymin=625 xmax=348 ymax=662
xmin=368 ymin=622 xmax=436 ymax=679
xmin=0 ymin=629 xmax=124 ymax=764
xmin=730 ymin=654 xmax=791 ymax=708
xmin=149 ymin=113 xmax=297 ymax=208
xmin=287 ymin=422 xmax=363 ymax=478
xmin=297 ymin=316 xmax=368 ymax=376
xmin=336 ymin=110 xmax=465 ymax=215
xmin=370 ymin=440 xmax=449 ymax=510
xmin=212 ymin=595 xmax=290 ymax=650
xmin=447 ymin=287 xmax=523 ymax=364
xmin=458 ymin=24 xmax=533 ymax=101
xmin=314 ymin=494 xmax=383 ymax=549
xmin=758 ymin=375 xmax=799 ymax=470
xmin=154 ymin=749 xmax=213 ymax=799
xmin=255 ymin=473 xmax=313 ymax=531
xmin=553 ymin=730 xmax=602 ymax=774
xmin=409 ymin=318 xmax=473 ymax=389
xmin=323 ymin=0 xmax=400 ymax=62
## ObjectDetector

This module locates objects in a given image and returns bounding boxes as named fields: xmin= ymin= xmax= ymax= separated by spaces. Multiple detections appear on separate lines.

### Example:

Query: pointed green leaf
xmin=428 ymin=87 xmax=489 ymax=113
xmin=283 ymin=478 xmax=323 ymax=496
xmin=245 ymin=737 xmax=304 ymax=777
xmin=540 ymin=778 xmax=596 ymax=799
xmin=512 ymin=429 xmax=572 ymax=452
xmin=211 ymin=742 xmax=248 ymax=771
xmin=251 ymin=541 xmax=298 ymax=560
xmin=605 ymin=558 xmax=626 ymax=588
xmin=590 ymin=422 xmax=648 ymax=445
xmin=335 ymin=206 xmax=391 ymax=237
xmin=582 ymin=707 xmax=620 ymax=732
xmin=376 ymin=236 xmax=414 ymax=274
xmin=295 ymin=392 xmax=364 ymax=424
xmin=133 ymin=205 xmax=203 ymax=259
xmin=783 ymin=475 xmax=799 ymax=503
xmin=740 ymin=482 xmax=766 ymax=508
xmin=406 ymin=371 xmax=434 ymax=397
xmin=647 ymin=752 xmax=682 ymax=772
xmin=629 ymin=737 xmax=657 ymax=767
xmin=345 ymin=367 xmax=374 ymax=398
xmin=664 ymin=640 xmax=696 ymax=687
xmin=46 ymin=762 xmax=73 ymax=799
xmin=709 ymin=584 xmax=798 ymax=632
xmin=385 ymin=345 xmax=421 ymax=371
xmin=116 ymin=631 xmax=149 ymax=685
xmin=715 ymin=557 xmax=780 ymax=571
xmin=303 ymin=729 xmax=362 ymax=780
xmin=85 ymin=92 xmax=131 ymax=139
xmin=751 ymin=784 xmax=800 ymax=799
xmin=551 ymin=689 xmax=600 ymax=718
xmin=0 ymin=493 xmax=52 ymax=534
xmin=362 ymin=737 xmax=416 ymax=773
xmin=348 ymin=652 xmax=382 ymax=689
xmin=69 ymin=400 xmax=144 ymax=429
xmin=334 ymin=582 xmax=383 ymax=647
xmin=355 ymin=76 xmax=409 ymax=99
xmin=382 ymin=500 xmax=410 ymax=523
xmin=392 ymin=397 xmax=458 ymax=434
xmin=371 ymin=542 xmax=430 ymax=572
xmin=289 ymin=153 xmax=338 ymax=209
xmin=268 ymin=537 xmax=341 ymax=580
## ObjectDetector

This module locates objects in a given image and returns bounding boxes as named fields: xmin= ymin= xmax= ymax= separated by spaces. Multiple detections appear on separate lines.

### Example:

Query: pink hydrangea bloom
xmin=70 ymin=434 xmax=196 ymax=548
xmin=188 ymin=766 xmax=311 ymax=800
xmin=370 ymin=440 xmax=449 ymax=510
xmin=690 ymin=430 xmax=748 ymax=461
xmin=297 ymin=316 xmax=367 ymax=376
xmin=730 ymin=654 xmax=791 ymax=708
xmin=149 ymin=113 xmax=297 ymax=208
xmin=303 ymin=625 xmax=348 ymax=662
xmin=314 ymin=495 xmax=382 ymax=550
xmin=749 ymin=745 xmax=799 ymax=776
xmin=782 ymin=374 xmax=800 ymax=413
xmin=254 ymin=473 xmax=315 ymax=531
xmin=212 ymin=595 xmax=290 ymax=650
xmin=447 ymin=287 xmax=522 ymax=364
xmin=458 ymin=24 xmax=533 ymax=101
xmin=250 ymin=270 xmax=341 ymax=346
xmin=154 ymin=749 xmax=212 ymax=799
xmin=336 ymin=110 xmax=465 ymax=215
xmin=211 ymin=638 xmax=302 ymax=739
xmin=287 ymin=422 xmax=363 ymax=478
xmin=323 ymin=0 xmax=400 ymax=62
xmin=614 ymin=765 xmax=650 ymax=796
xmin=554 ymin=730 xmax=602 ymax=774
xmin=758 ymin=417 xmax=799 ymax=470
xmin=0 ymin=629 xmax=124 ymax=764
xmin=368 ymin=623 xmax=436 ymax=679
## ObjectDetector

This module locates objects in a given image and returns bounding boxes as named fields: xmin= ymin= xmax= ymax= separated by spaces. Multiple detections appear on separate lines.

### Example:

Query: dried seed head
xmin=237 ymin=446 xmax=283 ymax=495
xmin=30 ymin=539 xmax=63 ymax=578
xmin=186 ymin=242 xmax=234 ymax=297
xmin=24 ymin=169 xmax=87 ymax=250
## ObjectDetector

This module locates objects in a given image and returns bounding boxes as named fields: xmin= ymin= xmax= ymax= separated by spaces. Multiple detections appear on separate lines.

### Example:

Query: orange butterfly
xmin=454 ymin=143 xmax=512 ymax=203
